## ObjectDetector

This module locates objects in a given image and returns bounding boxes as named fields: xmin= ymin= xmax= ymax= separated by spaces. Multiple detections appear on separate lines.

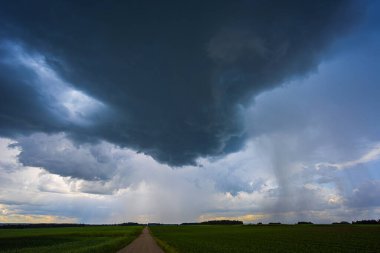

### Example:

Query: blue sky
xmin=0 ymin=0 xmax=380 ymax=224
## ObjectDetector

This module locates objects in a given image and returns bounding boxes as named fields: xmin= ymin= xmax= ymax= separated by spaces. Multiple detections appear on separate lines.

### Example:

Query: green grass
xmin=0 ymin=225 xmax=143 ymax=253
xmin=153 ymin=236 xmax=179 ymax=253
xmin=150 ymin=225 xmax=380 ymax=253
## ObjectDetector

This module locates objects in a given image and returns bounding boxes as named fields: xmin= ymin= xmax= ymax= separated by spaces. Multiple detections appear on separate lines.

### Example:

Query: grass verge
xmin=150 ymin=228 xmax=179 ymax=253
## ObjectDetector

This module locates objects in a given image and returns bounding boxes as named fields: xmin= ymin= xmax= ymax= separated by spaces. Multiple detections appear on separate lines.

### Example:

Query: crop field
xmin=0 ymin=226 xmax=143 ymax=253
xmin=151 ymin=225 xmax=380 ymax=253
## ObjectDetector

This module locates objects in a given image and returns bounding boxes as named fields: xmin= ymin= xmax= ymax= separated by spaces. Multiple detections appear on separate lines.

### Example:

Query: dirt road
xmin=117 ymin=227 xmax=164 ymax=253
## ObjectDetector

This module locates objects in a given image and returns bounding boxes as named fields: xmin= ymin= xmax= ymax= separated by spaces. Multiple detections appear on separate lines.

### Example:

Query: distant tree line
xmin=2 ymin=219 xmax=378 ymax=229
xmin=297 ymin=222 xmax=314 ymax=224
xmin=120 ymin=222 xmax=142 ymax=226
xmin=0 ymin=222 xmax=146 ymax=229
xmin=332 ymin=221 xmax=350 ymax=225
xmin=181 ymin=220 xmax=243 ymax=225
xmin=268 ymin=222 xmax=282 ymax=225
xmin=352 ymin=219 xmax=380 ymax=224
xmin=0 ymin=223 xmax=87 ymax=229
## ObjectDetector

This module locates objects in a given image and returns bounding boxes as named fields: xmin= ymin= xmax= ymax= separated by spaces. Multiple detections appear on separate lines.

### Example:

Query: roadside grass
xmin=152 ymin=234 xmax=179 ymax=253
xmin=150 ymin=224 xmax=380 ymax=253
xmin=0 ymin=226 xmax=143 ymax=253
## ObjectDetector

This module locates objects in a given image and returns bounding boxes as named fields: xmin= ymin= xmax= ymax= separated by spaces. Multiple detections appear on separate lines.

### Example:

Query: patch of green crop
xmin=0 ymin=226 xmax=143 ymax=253
xmin=150 ymin=225 xmax=380 ymax=253
xmin=153 ymin=235 xmax=179 ymax=253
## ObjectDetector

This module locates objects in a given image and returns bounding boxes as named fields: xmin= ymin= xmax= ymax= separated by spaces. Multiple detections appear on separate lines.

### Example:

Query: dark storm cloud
xmin=0 ymin=0 xmax=361 ymax=166
xmin=0 ymin=43 xmax=64 ymax=135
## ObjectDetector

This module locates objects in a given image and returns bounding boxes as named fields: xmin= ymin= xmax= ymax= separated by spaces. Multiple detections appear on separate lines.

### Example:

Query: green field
xmin=0 ymin=226 xmax=143 ymax=253
xmin=151 ymin=225 xmax=380 ymax=253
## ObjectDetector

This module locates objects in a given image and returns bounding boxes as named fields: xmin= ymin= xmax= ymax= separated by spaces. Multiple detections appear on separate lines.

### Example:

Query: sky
xmin=0 ymin=0 xmax=380 ymax=224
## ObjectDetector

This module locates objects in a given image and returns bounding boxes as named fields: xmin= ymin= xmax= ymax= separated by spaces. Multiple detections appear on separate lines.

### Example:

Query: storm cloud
xmin=0 ymin=0 xmax=361 ymax=166
xmin=1 ymin=0 xmax=380 ymax=224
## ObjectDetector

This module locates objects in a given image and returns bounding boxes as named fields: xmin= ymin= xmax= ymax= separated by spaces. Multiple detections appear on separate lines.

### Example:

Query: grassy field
xmin=0 ymin=225 xmax=143 ymax=253
xmin=150 ymin=225 xmax=380 ymax=253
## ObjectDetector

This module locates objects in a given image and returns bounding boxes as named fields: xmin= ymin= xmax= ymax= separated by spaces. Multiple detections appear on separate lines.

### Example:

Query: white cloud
xmin=0 ymin=126 xmax=379 ymax=224
xmin=316 ymin=144 xmax=380 ymax=170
